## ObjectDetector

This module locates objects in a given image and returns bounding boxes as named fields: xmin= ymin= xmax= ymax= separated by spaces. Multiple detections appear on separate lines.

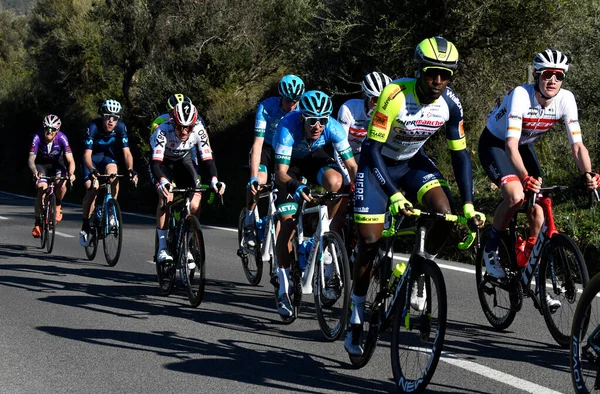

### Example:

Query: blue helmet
xmin=278 ymin=75 xmax=305 ymax=101
xmin=298 ymin=90 xmax=332 ymax=117
xmin=100 ymin=99 xmax=122 ymax=115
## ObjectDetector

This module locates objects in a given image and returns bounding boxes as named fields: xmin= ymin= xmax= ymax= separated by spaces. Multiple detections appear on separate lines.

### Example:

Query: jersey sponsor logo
xmin=401 ymin=119 xmax=445 ymax=128
xmin=571 ymin=130 xmax=582 ymax=136
xmin=372 ymin=111 xmax=389 ymax=130
xmin=568 ymin=119 xmax=580 ymax=125
xmin=508 ymin=114 xmax=521 ymax=120
xmin=98 ymin=137 xmax=115 ymax=145
xmin=494 ymin=108 xmax=507 ymax=121
xmin=355 ymin=206 xmax=369 ymax=213
xmin=373 ymin=168 xmax=386 ymax=185
xmin=444 ymin=89 xmax=463 ymax=117
xmin=458 ymin=120 xmax=465 ymax=138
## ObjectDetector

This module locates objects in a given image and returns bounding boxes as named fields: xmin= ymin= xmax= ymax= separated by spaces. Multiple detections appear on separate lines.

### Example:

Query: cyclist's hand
xmin=294 ymin=185 xmax=312 ymax=203
xmin=211 ymin=177 xmax=226 ymax=195
xmin=389 ymin=192 xmax=413 ymax=217
xmin=585 ymin=172 xmax=600 ymax=190
xmin=348 ymin=181 xmax=355 ymax=194
xmin=156 ymin=177 xmax=170 ymax=198
xmin=521 ymin=175 xmax=542 ymax=194
xmin=247 ymin=176 xmax=259 ymax=195
xmin=128 ymin=169 xmax=138 ymax=186
xmin=33 ymin=171 xmax=39 ymax=181
xmin=463 ymin=203 xmax=485 ymax=228
xmin=69 ymin=173 xmax=76 ymax=184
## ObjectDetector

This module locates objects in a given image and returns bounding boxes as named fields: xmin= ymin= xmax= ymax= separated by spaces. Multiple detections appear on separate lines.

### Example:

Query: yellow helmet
xmin=414 ymin=36 xmax=459 ymax=75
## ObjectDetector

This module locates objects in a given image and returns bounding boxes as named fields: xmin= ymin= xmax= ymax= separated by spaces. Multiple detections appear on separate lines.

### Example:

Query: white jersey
xmin=337 ymin=98 xmax=370 ymax=154
xmin=485 ymin=84 xmax=582 ymax=145
xmin=150 ymin=119 xmax=213 ymax=162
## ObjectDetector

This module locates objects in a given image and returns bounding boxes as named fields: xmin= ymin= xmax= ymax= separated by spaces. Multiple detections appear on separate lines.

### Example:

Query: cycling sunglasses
xmin=102 ymin=113 xmax=121 ymax=121
xmin=303 ymin=115 xmax=329 ymax=126
xmin=539 ymin=70 xmax=565 ymax=81
xmin=422 ymin=67 xmax=453 ymax=81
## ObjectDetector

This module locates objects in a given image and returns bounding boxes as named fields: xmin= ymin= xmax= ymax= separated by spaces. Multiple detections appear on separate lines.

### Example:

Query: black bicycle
xmin=38 ymin=175 xmax=69 ymax=254
xmin=349 ymin=209 xmax=480 ymax=393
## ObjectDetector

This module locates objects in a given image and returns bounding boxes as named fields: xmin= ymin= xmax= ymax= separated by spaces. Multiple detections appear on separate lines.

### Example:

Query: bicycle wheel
xmin=84 ymin=221 xmax=98 ymax=260
xmin=237 ymin=208 xmax=263 ymax=286
xmin=349 ymin=246 xmax=388 ymax=368
xmin=102 ymin=198 xmax=123 ymax=267
xmin=314 ymin=231 xmax=351 ymax=341
xmin=391 ymin=258 xmax=447 ymax=393
xmin=45 ymin=193 xmax=56 ymax=254
xmin=475 ymin=226 xmax=518 ymax=330
xmin=39 ymin=200 xmax=47 ymax=249
xmin=155 ymin=231 xmax=175 ymax=295
xmin=183 ymin=215 xmax=206 ymax=308
xmin=571 ymin=272 xmax=600 ymax=393
xmin=539 ymin=232 xmax=589 ymax=348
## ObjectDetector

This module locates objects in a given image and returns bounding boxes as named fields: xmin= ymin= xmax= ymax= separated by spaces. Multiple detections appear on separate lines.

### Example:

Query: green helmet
xmin=414 ymin=36 xmax=459 ymax=75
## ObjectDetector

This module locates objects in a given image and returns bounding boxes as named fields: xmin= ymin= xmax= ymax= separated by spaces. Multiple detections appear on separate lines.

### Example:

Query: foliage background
xmin=1 ymin=0 xmax=599 ymax=272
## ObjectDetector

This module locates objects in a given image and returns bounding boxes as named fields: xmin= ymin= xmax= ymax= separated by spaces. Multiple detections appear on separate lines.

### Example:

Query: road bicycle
xmin=476 ymin=185 xmax=590 ymax=348
xmin=38 ymin=175 xmax=69 ymax=254
xmin=571 ymin=271 xmax=600 ymax=393
xmin=155 ymin=185 xmax=218 ymax=308
xmin=236 ymin=181 xmax=278 ymax=286
xmin=84 ymin=174 xmax=124 ymax=267
xmin=348 ymin=209 xmax=479 ymax=393
xmin=279 ymin=191 xmax=351 ymax=341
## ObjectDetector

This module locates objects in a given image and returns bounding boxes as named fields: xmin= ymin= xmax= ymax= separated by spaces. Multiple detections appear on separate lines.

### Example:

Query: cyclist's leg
xmin=80 ymin=155 xmax=106 ymax=245
xmin=153 ymin=160 xmax=176 ymax=262
xmin=54 ymin=163 xmax=68 ymax=222
xmin=244 ymin=146 xmax=272 ymax=245
xmin=521 ymin=144 xmax=544 ymax=247
xmin=104 ymin=161 xmax=119 ymax=198
xmin=33 ymin=163 xmax=49 ymax=237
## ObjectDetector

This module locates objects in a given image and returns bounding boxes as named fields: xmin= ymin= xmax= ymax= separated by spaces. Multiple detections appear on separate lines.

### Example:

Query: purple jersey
xmin=30 ymin=130 xmax=72 ymax=163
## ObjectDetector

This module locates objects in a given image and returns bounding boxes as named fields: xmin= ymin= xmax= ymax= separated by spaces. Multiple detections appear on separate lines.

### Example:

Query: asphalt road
xmin=0 ymin=191 xmax=574 ymax=393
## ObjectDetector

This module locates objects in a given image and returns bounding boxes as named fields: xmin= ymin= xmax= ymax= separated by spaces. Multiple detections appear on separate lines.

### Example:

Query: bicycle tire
xmin=475 ymin=226 xmax=518 ymax=330
xmin=103 ymin=198 xmax=123 ymax=267
xmin=314 ymin=231 xmax=351 ymax=341
xmin=45 ymin=193 xmax=56 ymax=254
xmin=84 ymin=222 xmax=98 ymax=260
xmin=184 ymin=215 xmax=206 ymax=308
xmin=39 ymin=195 xmax=47 ymax=249
xmin=349 ymin=246 xmax=389 ymax=368
xmin=391 ymin=258 xmax=447 ymax=394
xmin=570 ymin=272 xmax=600 ymax=393
xmin=155 ymin=231 xmax=175 ymax=295
xmin=539 ymin=232 xmax=589 ymax=348
xmin=237 ymin=208 xmax=263 ymax=286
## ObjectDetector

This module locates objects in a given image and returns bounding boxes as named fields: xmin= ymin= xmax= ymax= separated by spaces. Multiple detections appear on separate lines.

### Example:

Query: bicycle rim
xmin=184 ymin=216 xmax=206 ymax=308
xmin=155 ymin=231 xmax=175 ymax=295
xmin=314 ymin=231 xmax=351 ymax=341
xmin=475 ymin=227 xmax=518 ymax=330
xmin=39 ymin=203 xmax=46 ymax=249
xmin=46 ymin=193 xmax=56 ymax=254
xmin=540 ymin=233 xmax=589 ymax=348
xmin=237 ymin=208 xmax=263 ymax=286
xmin=571 ymin=273 xmax=600 ymax=393
xmin=102 ymin=199 xmax=123 ymax=267
xmin=391 ymin=259 xmax=447 ymax=393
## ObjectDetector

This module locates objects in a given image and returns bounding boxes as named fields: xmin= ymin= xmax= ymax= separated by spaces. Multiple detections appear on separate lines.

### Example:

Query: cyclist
xmin=336 ymin=71 xmax=392 ymax=183
xmin=242 ymin=75 xmax=305 ymax=247
xmin=28 ymin=115 xmax=76 ymax=237
xmin=79 ymin=99 xmax=138 ymax=247
xmin=150 ymin=93 xmax=192 ymax=132
xmin=273 ymin=90 xmax=357 ymax=317
xmin=344 ymin=36 xmax=484 ymax=356
xmin=150 ymin=101 xmax=226 ymax=265
xmin=479 ymin=49 xmax=599 ymax=281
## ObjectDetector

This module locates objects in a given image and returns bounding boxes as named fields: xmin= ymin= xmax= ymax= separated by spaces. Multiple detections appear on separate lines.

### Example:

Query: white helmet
xmin=532 ymin=49 xmax=569 ymax=73
xmin=361 ymin=72 xmax=392 ymax=98
xmin=43 ymin=114 xmax=62 ymax=130
xmin=173 ymin=101 xmax=198 ymax=127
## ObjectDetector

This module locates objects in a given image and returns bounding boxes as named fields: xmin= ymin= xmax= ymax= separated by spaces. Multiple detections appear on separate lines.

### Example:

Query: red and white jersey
xmin=337 ymin=98 xmax=370 ymax=154
xmin=486 ymin=84 xmax=582 ymax=146
xmin=150 ymin=119 xmax=213 ymax=162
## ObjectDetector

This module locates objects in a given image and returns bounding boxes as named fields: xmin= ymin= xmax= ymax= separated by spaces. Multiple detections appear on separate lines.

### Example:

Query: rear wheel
xmin=39 ymin=195 xmax=47 ymax=249
xmin=103 ymin=199 xmax=123 ymax=266
xmin=475 ymin=226 xmax=518 ymax=330
xmin=540 ymin=233 xmax=589 ymax=348
xmin=237 ymin=208 xmax=263 ymax=285
xmin=183 ymin=215 xmax=206 ymax=308
xmin=45 ymin=193 xmax=56 ymax=254
xmin=314 ymin=231 xmax=351 ymax=341
xmin=391 ymin=258 xmax=447 ymax=393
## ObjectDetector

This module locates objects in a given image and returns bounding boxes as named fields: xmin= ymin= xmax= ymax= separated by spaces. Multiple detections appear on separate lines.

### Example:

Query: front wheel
xmin=570 ymin=272 xmax=600 ymax=393
xmin=84 ymin=222 xmax=98 ymax=261
xmin=155 ymin=230 xmax=175 ymax=296
xmin=237 ymin=208 xmax=263 ymax=286
xmin=314 ymin=231 xmax=351 ymax=341
xmin=540 ymin=233 xmax=589 ymax=348
xmin=103 ymin=198 xmax=123 ymax=267
xmin=183 ymin=215 xmax=206 ymax=308
xmin=45 ymin=193 xmax=56 ymax=254
xmin=391 ymin=258 xmax=447 ymax=394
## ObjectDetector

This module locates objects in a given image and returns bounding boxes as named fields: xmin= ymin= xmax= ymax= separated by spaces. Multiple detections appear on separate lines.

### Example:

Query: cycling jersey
xmin=30 ymin=130 xmax=72 ymax=163
xmin=274 ymin=112 xmax=353 ymax=165
xmin=255 ymin=96 xmax=294 ymax=147
xmin=363 ymin=78 xmax=473 ymax=203
xmin=485 ymin=84 xmax=582 ymax=145
xmin=337 ymin=98 xmax=370 ymax=154
xmin=84 ymin=118 xmax=129 ymax=157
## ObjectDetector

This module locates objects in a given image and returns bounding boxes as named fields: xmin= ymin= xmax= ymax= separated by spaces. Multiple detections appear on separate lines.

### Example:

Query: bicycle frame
xmin=94 ymin=175 xmax=122 ymax=236
xmin=246 ymin=185 xmax=277 ymax=264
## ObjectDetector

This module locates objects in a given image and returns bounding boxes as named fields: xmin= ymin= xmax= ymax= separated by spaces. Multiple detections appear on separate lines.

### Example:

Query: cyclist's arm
xmin=28 ymin=153 xmax=37 ymax=175
xmin=273 ymin=121 xmax=303 ymax=192
xmin=251 ymin=103 xmax=268 ymax=179
xmin=122 ymin=147 xmax=134 ymax=172
xmin=560 ymin=91 xmax=590 ymax=173
xmin=571 ymin=142 xmax=593 ymax=173
xmin=83 ymin=149 xmax=94 ymax=173
xmin=64 ymin=152 xmax=76 ymax=178
xmin=329 ymin=118 xmax=357 ymax=182
xmin=504 ymin=87 xmax=529 ymax=180
xmin=193 ymin=121 xmax=218 ymax=179
xmin=29 ymin=134 xmax=39 ymax=175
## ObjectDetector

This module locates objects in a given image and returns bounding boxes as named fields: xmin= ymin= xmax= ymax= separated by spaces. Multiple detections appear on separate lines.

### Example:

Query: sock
xmin=424 ymin=252 xmax=437 ymax=261
xmin=350 ymin=293 xmax=366 ymax=325
xmin=157 ymin=229 xmax=168 ymax=251
xmin=484 ymin=226 xmax=501 ymax=252
xmin=278 ymin=267 xmax=290 ymax=297
xmin=525 ymin=236 xmax=536 ymax=255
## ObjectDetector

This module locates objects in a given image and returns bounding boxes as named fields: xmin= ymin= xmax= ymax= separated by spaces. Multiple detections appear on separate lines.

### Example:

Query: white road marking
xmin=0 ymin=216 xmax=8 ymax=220
xmin=55 ymin=231 xmax=74 ymax=238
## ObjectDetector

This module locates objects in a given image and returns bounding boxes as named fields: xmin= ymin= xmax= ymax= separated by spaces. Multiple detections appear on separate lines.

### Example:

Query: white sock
xmin=157 ymin=229 xmax=168 ymax=251
xmin=424 ymin=252 xmax=437 ymax=261
xmin=350 ymin=293 xmax=366 ymax=325
xmin=278 ymin=267 xmax=290 ymax=297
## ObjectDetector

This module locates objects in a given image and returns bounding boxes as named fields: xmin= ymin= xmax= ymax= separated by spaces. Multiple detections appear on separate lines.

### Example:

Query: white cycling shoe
xmin=410 ymin=277 xmax=426 ymax=311
xmin=187 ymin=251 xmax=196 ymax=270
xmin=79 ymin=230 xmax=90 ymax=247
xmin=484 ymin=248 xmax=506 ymax=279
xmin=157 ymin=249 xmax=173 ymax=263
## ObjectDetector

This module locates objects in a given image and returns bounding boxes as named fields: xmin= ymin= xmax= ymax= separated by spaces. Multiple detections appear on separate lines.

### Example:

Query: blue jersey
xmin=274 ymin=112 xmax=353 ymax=165
xmin=255 ymin=96 xmax=293 ymax=146
xmin=84 ymin=118 xmax=130 ymax=157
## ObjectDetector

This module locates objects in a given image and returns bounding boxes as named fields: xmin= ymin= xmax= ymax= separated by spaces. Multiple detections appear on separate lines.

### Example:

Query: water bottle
xmin=305 ymin=237 xmax=316 ymax=266
xmin=298 ymin=240 xmax=308 ymax=270
xmin=95 ymin=205 xmax=103 ymax=224
xmin=388 ymin=262 xmax=407 ymax=290
xmin=256 ymin=217 xmax=265 ymax=242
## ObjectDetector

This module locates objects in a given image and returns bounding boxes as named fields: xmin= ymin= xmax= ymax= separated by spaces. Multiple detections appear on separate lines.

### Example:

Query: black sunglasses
xmin=103 ymin=114 xmax=120 ymax=121
xmin=303 ymin=116 xmax=329 ymax=126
